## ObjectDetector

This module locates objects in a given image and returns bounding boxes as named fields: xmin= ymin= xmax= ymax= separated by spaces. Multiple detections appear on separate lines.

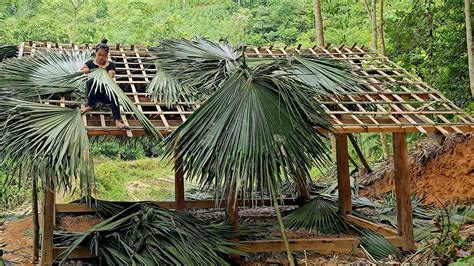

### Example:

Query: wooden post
xmin=174 ymin=147 xmax=185 ymax=211
xmin=295 ymin=169 xmax=309 ymax=202
xmin=393 ymin=133 xmax=415 ymax=251
xmin=335 ymin=134 xmax=351 ymax=215
xmin=226 ymin=181 xmax=239 ymax=231
xmin=40 ymin=185 xmax=55 ymax=265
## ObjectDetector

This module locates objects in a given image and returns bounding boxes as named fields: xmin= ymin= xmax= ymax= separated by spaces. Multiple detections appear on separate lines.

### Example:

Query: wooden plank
xmin=174 ymin=147 xmax=185 ymax=211
xmin=53 ymin=247 xmax=95 ymax=259
xmin=393 ymin=133 xmax=415 ymax=251
xmin=56 ymin=198 xmax=300 ymax=213
xmin=40 ymin=186 xmax=55 ymax=265
xmin=53 ymin=236 xmax=404 ymax=260
xmin=56 ymin=203 xmax=95 ymax=213
xmin=346 ymin=214 xmax=398 ymax=237
xmin=335 ymin=134 xmax=351 ymax=215
xmin=238 ymin=238 xmax=359 ymax=253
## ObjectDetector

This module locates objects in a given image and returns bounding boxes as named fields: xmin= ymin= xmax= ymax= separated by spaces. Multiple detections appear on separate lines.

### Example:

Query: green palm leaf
xmin=283 ymin=197 xmax=348 ymax=235
xmin=146 ymin=67 xmax=191 ymax=104
xmin=0 ymin=50 xmax=90 ymax=98
xmin=359 ymin=229 xmax=402 ymax=261
xmin=0 ymin=98 xmax=94 ymax=195
xmin=57 ymin=201 xmax=241 ymax=265
xmin=147 ymin=38 xmax=241 ymax=103
xmin=164 ymin=67 xmax=332 ymax=200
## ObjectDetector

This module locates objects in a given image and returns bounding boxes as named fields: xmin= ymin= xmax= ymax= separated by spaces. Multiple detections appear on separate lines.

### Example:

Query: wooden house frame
xmin=15 ymin=41 xmax=474 ymax=264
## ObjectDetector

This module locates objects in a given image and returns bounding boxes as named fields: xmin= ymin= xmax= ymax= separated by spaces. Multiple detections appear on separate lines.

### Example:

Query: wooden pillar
xmin=174 ymin=148 xmax=185 ymax=211
xmin=40 ymin=185 xmax=55 ymax=265
xmin=393 ymin=133 xmax=415 ymax=251
xmin=226 ymin=181 xmax=239 ymax=231
xmin=335 ymin=134 xmax=352 ymax=215
xmin=295 ymin=169 xmax=309 ymax=201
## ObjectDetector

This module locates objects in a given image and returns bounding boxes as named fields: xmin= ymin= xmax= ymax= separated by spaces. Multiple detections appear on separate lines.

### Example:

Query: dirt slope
xmin=360 ymin=134 xmax=473 ymax=206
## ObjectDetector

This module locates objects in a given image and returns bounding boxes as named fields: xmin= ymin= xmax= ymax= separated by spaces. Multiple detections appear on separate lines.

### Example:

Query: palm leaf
xmin=359 ymin=229 xmax=402 ymax=261
xmin=0 ymin=50 xmax=90 ymax=98
xmin=146 ymin=67 xmax=191 ymax=104
xmin=283 ymin=197 xmax=348 ymax=235
xmin=57 ymin=201 xmax=241 ymax=265
xmin=147 ymin=38 xmax=241 ymax=103
xmin=164 ymin=68 xmax=332 ymax=200
xmin=0 ymin=98 xmax=94 ymax=195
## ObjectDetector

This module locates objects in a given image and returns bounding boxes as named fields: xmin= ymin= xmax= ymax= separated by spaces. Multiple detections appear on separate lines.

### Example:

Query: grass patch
xmin=91 ymin=156 xmax=195 ymax=202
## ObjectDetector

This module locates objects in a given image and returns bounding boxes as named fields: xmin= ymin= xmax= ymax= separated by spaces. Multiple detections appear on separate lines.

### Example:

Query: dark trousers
xmin=86 ymin=83 xmax=121 ymax=120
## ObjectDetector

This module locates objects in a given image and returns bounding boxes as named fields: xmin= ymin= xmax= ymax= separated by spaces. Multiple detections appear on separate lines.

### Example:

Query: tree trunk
xmin=426 ymin=0 xmax=435 ymax=83
xmin=313 ymin=0 xmax=325 ymax=48
xmin=465 ymin=0 xmax=474 ymax=98
xmin=377 ymin=0 xmax=389 ymax=158
xmin=364 ymin=0 xmax=378 ymax=54
xmin=32 ymin=178 xmax=39 ymax=263
xmin=378 ymin=0 xmax=386 ymax=57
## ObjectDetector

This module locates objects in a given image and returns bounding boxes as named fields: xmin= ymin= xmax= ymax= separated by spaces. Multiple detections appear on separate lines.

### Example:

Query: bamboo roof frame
xmin=17 ymin=41 xmax=474 ymax=137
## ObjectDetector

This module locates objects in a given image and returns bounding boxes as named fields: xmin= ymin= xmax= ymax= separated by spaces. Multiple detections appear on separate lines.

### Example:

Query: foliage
xmin=0 ymin=99 xmax=95 ymax=195
xmin=56 ymin=201 xmax=241 ymax=265
xmin=158 ymin=39 xmax=363 ymax=202
xmin=283 ymin=197 xmax=348 ymax=235
xmin=0 ymin=168 xmax=31 ymax=213
xmin=91 ymin=141 xmax=145 ymax=161
xmin=385 ymin=0 xmax=471 ymax=107
xmin=358 ymin=229 xmax=402 ymax=261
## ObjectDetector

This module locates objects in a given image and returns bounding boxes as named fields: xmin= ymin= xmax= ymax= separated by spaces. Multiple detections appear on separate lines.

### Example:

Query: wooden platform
xmin=52 ymin=198 xmax=402 ymax=259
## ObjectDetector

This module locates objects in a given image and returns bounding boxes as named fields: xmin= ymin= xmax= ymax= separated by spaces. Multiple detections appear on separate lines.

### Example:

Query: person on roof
xmin=79 ymin=38 xmax=128 ymax=129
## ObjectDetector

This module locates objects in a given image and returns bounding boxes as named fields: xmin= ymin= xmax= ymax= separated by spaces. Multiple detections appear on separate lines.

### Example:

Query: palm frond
xmin=57 ymin=201 xmax=241 ymax=265
xmin=358 ymin=229 xmax=402 ymax=261
xmin=0 ymin=98 xmax=94 ymax=195
xmin=164 ymin=67 xmax=332 ymax=200
xmin=0 ymin=50 xmax=90 ymax=98
xmin=283 ymin=197 xmax=348 ymax=234
xmin=289 ymin=56 xmax=363 ymax=94
xmin=147 ymin=38 xmax=241 ymax=103
xmin=146 ymin=67 xmax=192 ymax=104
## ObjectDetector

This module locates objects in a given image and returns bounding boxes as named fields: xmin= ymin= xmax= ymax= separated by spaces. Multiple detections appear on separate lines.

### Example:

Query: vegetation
xmin=56 ymin=200 xmax=240 ymax=265
xmin=0 ymin=0 xmax=472 ymax=264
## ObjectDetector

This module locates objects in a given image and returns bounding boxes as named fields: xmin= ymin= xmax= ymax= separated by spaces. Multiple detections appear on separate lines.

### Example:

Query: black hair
xmin=95 ymin=38 xmax=109 ymax=53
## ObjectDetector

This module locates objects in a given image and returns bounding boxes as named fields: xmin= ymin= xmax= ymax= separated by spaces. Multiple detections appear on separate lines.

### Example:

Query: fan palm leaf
xmin=283 ymin=196 xmax=348 ymax=234
xmin=0 ymin=98 xmax=94 ymax=195
xmin=0 ymin=50 xmax=90 ymax=98
xmin=147 ymin=39 xmax=241 ymax=103
xmin=358 ymin=229 xmax=402 ymax=261
xmin=164 ymin=68 xmax=331 ymax=199
xmin=57 ymin=201 xmax=241 ymax=265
